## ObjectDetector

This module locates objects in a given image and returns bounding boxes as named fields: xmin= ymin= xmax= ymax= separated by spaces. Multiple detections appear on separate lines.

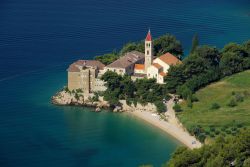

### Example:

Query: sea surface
xmin=0 ymin=0 xmax=250 ymax=166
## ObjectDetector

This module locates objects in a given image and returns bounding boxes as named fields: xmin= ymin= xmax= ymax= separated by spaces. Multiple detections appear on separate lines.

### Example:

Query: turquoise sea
xmin=0 ymin=0 xmax=250 ymax=166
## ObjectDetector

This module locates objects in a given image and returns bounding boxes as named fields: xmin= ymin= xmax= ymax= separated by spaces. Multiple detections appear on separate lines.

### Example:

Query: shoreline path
xmin=129 ymin=98 xmax=202 ymax=149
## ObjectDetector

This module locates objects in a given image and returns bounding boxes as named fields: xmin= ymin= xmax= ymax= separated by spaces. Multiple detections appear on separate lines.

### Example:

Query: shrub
xmin=236 ymin=123 xmax=243 ymax=128
xmin=76 ymin=88 xmax=83 ymax=93
xmin=227 ymin=98 xmax=237 ymax=107
xmin=235 ymin=93 xmax=244 ymax=102
xmin=232 ymin=91 xmax=235 ymax=95
xmin=154 ymin=101 xmax=166 ymax=113
xmin=190 ymin=125 xmax=203 ymax=136
xmin=221 ymin=126 xmax=227 ymax=131
xmin=197 ymin=133 xmax=206 ymax=143
xmin=191 ymin=95 xmax=199 ymax=102
xmin=205 ymin=130 xmax=210 ymax=136
xmin=173 ymin=104 xmax=182 ymax=112
xmin=210 ymin=103 xmax=220 ymax=110
xmin=209 ymin=126 xmax=215 ymax=132
xmin=64 ymin=87 xmax=70 ymax=92
xmin=215 ymin=130 xmax=220 ymax=135
xmin=75 ymin=93 xmax=79 ymax=100
xmin=210 ymin=133 xmax=215 ymax=138
xmin=92 ymin=92 xmax=99 ymax=102
xmin=225 ymin=129 xmax=231 ymax=134
xmin=231 ymin=127 xmax=237 ymax=132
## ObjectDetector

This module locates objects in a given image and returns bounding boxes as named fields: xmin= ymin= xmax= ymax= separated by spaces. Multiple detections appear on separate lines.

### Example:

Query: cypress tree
xmin=190 ymin=33 xmax=199 ymax=54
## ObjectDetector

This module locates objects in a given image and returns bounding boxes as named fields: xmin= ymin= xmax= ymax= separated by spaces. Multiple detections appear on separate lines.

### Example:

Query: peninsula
xmin=52 ymin=30 xmax=202 ymax=149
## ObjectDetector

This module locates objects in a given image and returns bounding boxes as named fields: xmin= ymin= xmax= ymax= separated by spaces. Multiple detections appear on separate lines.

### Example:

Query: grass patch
xmin=177 ymin=70 xmax=250 ymax=140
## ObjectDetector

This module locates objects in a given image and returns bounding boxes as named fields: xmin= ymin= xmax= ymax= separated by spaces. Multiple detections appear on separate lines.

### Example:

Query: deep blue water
xmin=0 ymin=0 xmax=250 ymax=166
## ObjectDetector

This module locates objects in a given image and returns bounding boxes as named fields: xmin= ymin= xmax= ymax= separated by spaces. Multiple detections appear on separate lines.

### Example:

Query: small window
xmin=147 ymin=50 xmax=149 ymax=55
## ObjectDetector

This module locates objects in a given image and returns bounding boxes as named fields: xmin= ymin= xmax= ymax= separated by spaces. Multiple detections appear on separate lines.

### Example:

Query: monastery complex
xmin=67 ymin=30 xmax=181 ymax=94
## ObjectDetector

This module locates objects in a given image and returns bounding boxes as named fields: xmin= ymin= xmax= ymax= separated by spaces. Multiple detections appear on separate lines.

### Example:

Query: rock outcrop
xmin=52 ymin=90 xmax=157 ymax=113
xmin=51 ymin=91 xmax=110 ymax=109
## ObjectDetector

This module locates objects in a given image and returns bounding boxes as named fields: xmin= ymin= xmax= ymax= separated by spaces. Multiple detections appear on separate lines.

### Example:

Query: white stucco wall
xmin=153 ymin=58 xmax=170 ymax=73
xmin=146 ymin=65 xmax=159 ymax=79
xmin=134 ymin=69 xmax=144 ymax=74
xmin=103 ymin=67 xmax=126 ymax=75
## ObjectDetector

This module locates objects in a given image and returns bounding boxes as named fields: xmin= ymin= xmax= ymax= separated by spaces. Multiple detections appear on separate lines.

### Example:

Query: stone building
xmin=67 ymin=60 xmax=106 ymax=94
xmin=67 ymin=30 xmax=182 ymax=92
xmin=103 ymin=51 xmax=145 ymax=75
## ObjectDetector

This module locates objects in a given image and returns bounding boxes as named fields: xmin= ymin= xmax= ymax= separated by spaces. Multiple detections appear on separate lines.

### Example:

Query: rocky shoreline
xmin=51 ymin=90 xmax=158 ymax=113
xmin=51 ymin=90 xmax=112 ymax=112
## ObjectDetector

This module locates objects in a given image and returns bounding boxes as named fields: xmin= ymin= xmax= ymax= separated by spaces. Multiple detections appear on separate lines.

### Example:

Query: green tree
xmin=119 ymin=42 xmax=144 ymax=55
xmin=222 ymin=42 xmax=248 ymax=57
xmin=190 ymin=33 xmax=199 ymax=54
xmin=165 ymin=129 xmax=250 ymax=167
xmin=173 ymin=104 xmax=182 ymax=112
xmin=154 ymin=34 xmax=183 ymax=58
xmin=243 ymin=40 xmax=250 ymax=55
xmin=154 ymin=100 xmax=166 ymax=113
xmin=94 ymin=50 xmax=119 ymax=65
xmin=164 ymin=64 xmax=186 ymax=93
xmin=220 ymin=52 xmax=244 ymax=76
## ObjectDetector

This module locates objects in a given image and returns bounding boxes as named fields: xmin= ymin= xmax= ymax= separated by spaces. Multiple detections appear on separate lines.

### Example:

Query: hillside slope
xmin=178 ymin=70 xmax=250 ymax=141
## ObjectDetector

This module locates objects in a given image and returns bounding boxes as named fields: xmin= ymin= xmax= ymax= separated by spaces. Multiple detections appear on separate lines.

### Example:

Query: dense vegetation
xmin=165 ymin=40 xmax=250 ymax=101
xmin=95 ymin=34 xmax=183 ymax=65
xmin=177 ymin=70 xmax=250 ymax=142
xmin=101 ymin=71 xmax=170 ymax=112
xmin=164 ymin=129 xmax=250 ymax=167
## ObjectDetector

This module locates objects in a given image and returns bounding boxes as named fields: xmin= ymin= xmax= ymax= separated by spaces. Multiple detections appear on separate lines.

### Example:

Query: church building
xmin=67 ymin=29 xmax=182 ymax=94
xmin=133 ymin=30 xmax=181 ymax=84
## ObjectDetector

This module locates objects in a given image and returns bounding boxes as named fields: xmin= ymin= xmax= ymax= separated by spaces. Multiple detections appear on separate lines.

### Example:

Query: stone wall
xmin=68 ymin=72 xmax=82 ymax=91
xmin=93 ymin=78 xmax=107 ymax=92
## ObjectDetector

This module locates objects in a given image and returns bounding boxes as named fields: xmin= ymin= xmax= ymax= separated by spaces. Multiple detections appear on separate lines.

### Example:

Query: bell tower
xmin=144 ymin=29 xmax=153 ymax=72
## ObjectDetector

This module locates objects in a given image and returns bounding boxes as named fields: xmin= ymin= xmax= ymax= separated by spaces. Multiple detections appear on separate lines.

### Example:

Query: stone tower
xmin=144 ymin=29 xmax=153 ymax=72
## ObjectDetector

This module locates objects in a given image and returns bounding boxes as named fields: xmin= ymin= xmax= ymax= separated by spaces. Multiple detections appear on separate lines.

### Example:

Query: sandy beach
xmin=128 ymin=99 xmax=202 ymax=149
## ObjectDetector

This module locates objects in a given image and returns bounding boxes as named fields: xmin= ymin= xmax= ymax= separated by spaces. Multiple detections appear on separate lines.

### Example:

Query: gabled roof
xmin=152 ymin=63 xmax=163 ymax=69
xmin=145 ymin=30 xmax=152 ymax=41
xmin=159 ymin=72 xmax=167 ymax=77
xmin=68 ymin=60 xmax=105 ymax=72
xmin=158 ymin=52 xmax=181 ymax=65
xmin=135 ymin=64 xmax=144 ymax=70
xmin=106 ymin=51 xmax=145 ymax=69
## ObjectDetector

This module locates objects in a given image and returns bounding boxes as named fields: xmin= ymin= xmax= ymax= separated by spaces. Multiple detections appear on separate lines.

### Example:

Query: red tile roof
xmin=134 ymin=64 xmax=144 ymax=70
xmin=145 ymin=30 xmax=152 ymax=41
xmin=152 ymin=63 xmax=163 ymax=69
xmin=158 ymin=52 xmax=181 ymax=65
xmin=159 ymin=72 xmax=167 ymax=77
